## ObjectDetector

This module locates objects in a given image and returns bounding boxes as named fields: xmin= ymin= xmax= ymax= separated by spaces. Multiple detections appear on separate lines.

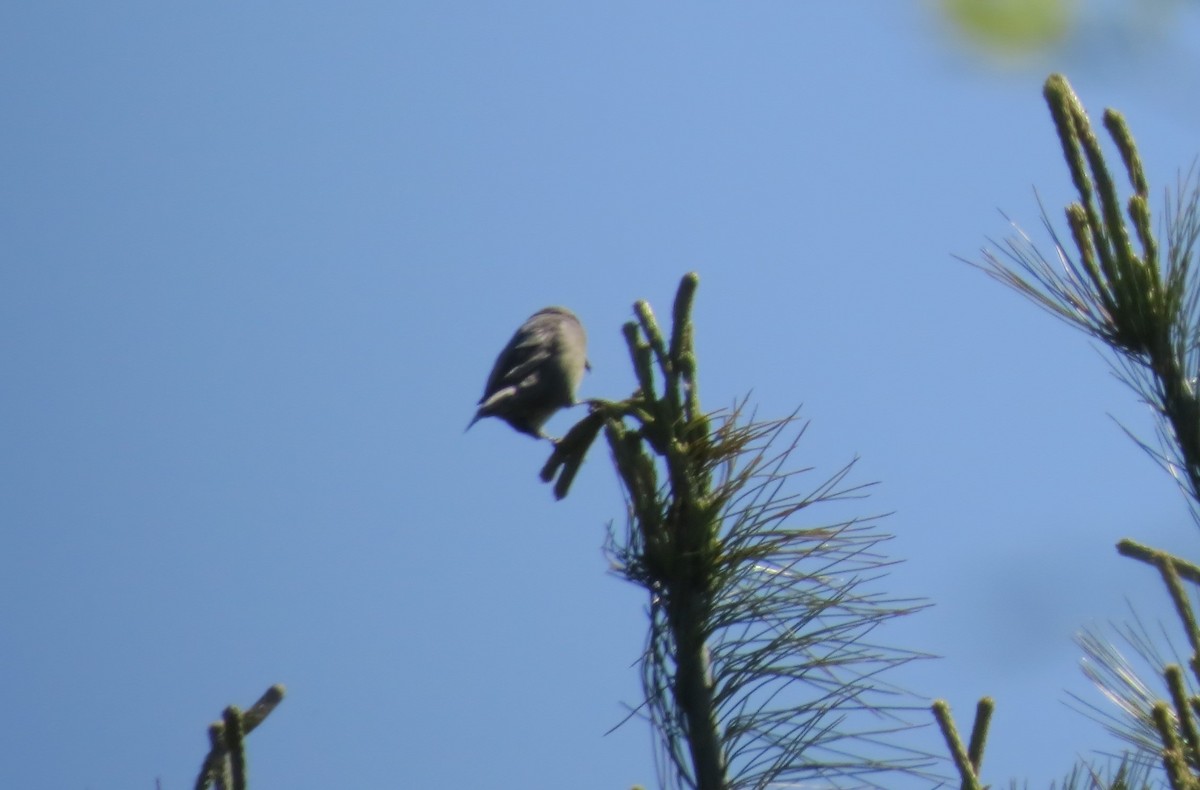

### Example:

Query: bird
xmin=467 ymin=306 xmax=590 ymax=439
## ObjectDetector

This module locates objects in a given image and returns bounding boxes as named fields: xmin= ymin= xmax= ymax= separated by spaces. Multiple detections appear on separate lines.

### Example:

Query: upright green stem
xmin=670 ymin=585 xmax=726 ymax=790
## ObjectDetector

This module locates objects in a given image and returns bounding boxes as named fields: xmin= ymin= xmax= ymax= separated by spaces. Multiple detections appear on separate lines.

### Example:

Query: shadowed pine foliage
xmin=544 ymin=274 xmax=935 ymax=790
xmin=940 ymin=72 xmax=1200 ymax=790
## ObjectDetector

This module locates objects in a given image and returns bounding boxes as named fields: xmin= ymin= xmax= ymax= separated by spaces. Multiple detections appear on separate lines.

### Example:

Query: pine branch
xmin=193 ymin=684 xmax=285 ymax=790
xmin=973 ymin=73 xmax=1200 ymax=789
xmin=550 ymin=274 xmax=935 ymax=789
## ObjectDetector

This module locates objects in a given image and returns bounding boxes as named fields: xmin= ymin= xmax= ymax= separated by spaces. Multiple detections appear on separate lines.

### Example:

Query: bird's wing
xmin=479 ymin=322 xmax=556 ymax=400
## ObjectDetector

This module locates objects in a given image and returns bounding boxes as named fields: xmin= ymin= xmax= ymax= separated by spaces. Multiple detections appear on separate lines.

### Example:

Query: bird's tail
xmin=465 ymin=406 xmax=490 ymax=433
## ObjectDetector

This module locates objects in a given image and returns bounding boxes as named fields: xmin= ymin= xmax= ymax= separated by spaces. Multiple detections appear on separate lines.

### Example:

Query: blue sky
xmin=4 ymin=3 xmax=1200 ymax=788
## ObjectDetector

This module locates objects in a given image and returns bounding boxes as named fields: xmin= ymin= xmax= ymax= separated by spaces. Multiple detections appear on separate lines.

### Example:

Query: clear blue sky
xmin=4 ymin=3 xmax=1200 ymax=788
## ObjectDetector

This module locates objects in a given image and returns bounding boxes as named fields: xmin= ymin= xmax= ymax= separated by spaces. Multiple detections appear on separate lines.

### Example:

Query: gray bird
xmin=467 ymin=306 xmax=590 ymax=439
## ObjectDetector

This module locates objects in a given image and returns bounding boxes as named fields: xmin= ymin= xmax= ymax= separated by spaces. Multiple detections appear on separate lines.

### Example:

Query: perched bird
xmin=467 ymin=306 xmax=590 ymax=439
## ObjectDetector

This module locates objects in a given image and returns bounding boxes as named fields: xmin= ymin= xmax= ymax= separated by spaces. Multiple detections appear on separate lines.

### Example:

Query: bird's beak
xmin=585 ymin=360 xmax=593 ymax=372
